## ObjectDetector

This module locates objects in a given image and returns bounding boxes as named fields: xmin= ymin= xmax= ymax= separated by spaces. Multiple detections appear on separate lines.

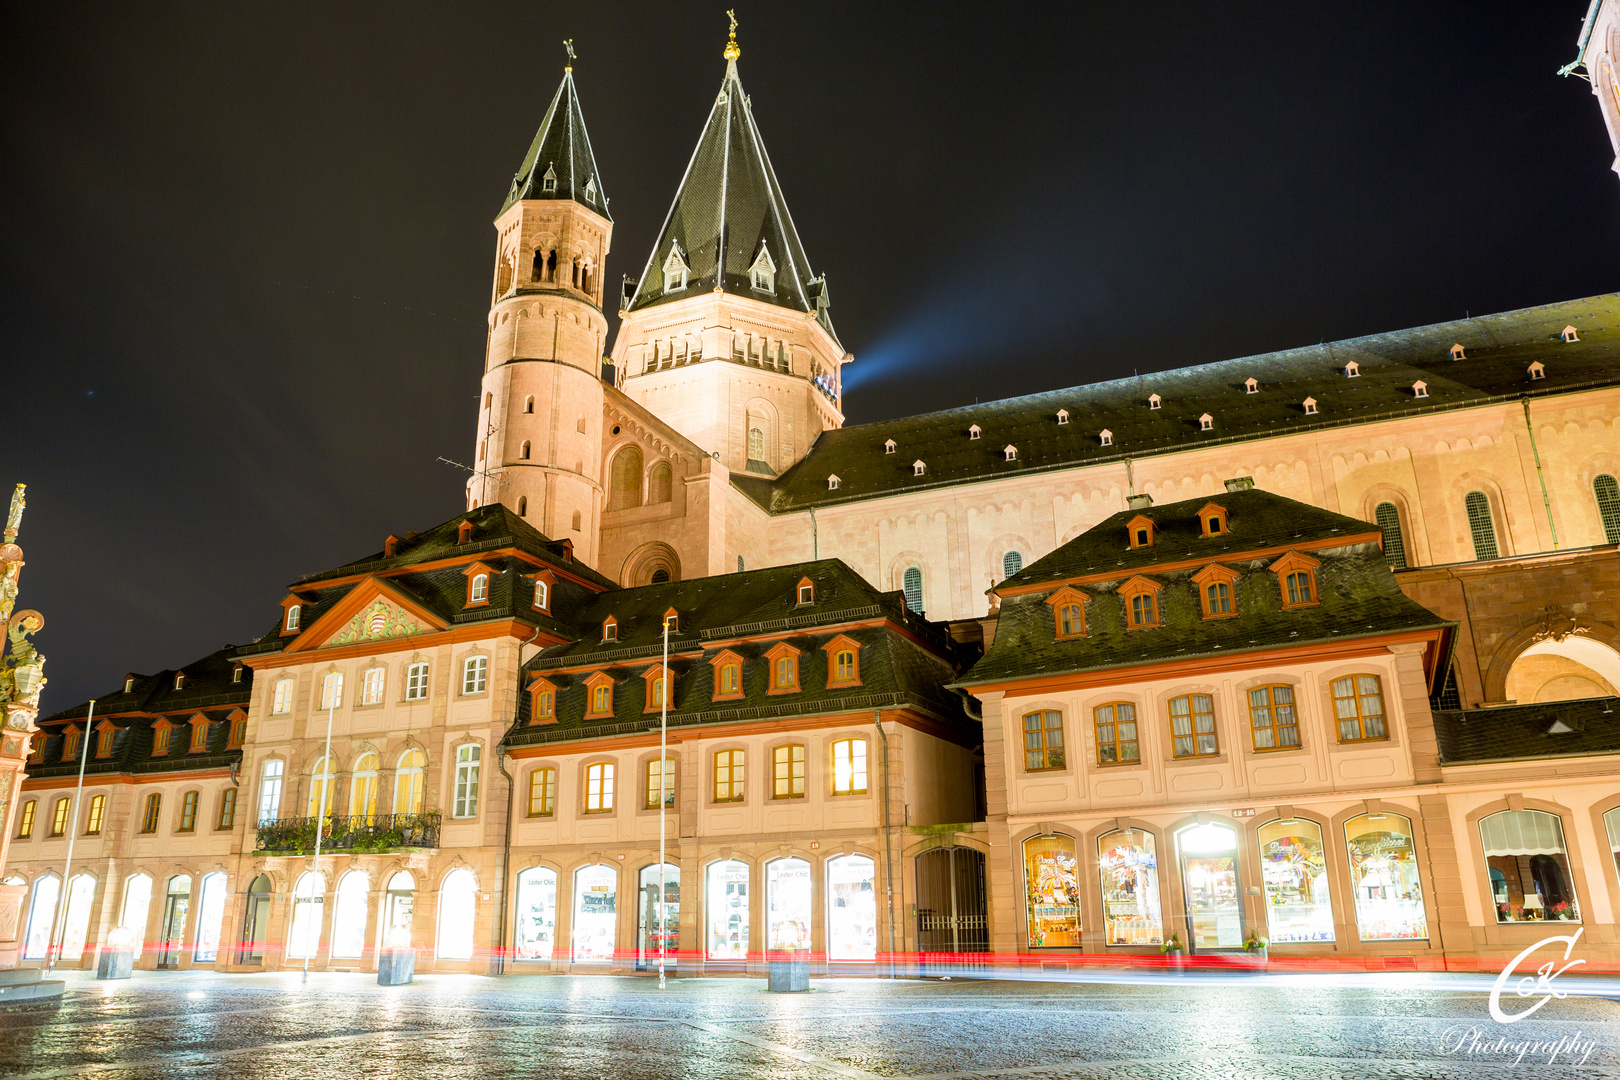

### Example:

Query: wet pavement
xmin=3 ymin=968 xmax=1619 ymax=1079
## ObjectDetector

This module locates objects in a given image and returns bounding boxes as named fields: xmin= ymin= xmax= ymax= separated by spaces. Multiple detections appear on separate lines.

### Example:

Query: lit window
xmin=469 ymin=574 xmax=489 ymax=603
xmin=530 ymin=678 xmax=556 ymax=723
xmin=833 ymin=649 xmax=856 ymax=683
xmin=1345 ymin=813 xmax=1428 ymax=940
xmin=1481 ymin=810 xmax=1578 ymax=924
xmin=124 ymin=676 xmax=135 ymax=693
xmin=715 ymin=656 xmax=742 ymax=698
xmin=232 ymin=665 xmax=243 ymax=683
xmin=189 ymin=717 xmax=208 ymax=752
xmin=1258 ymin=818 xmax=1333 ymax=943
xmin=178 ymin=791 xmax=199 ymax=833
xmin=462 ymin=656 xmax=488 ymax=695
xmin=394 ymin=750 xmax=425 ymax=815
xmin=272 ymin=678 xmax=294 ymax=715
xmin=772 ymin=744 xmax=805 ymax=799
xmin=362 ymin=667 xmax=385 ymax=705
xmin=1248 ymin=685 xmax=1300 ymax=750
xmin=587 ymin=678 xmax=614 ymax=717
xmin=771 ymin=653 xmax=798 ymax=692
xmin=713 ymin=750 xmax=745 ymax=803
xmin=1098 ymin=828 xmax=1163 ymax=946
xmin=229 ymin=712 xmax=247 ymax=747
xmin=603 ymin=618 xmax=618 ymax=642
xmin=258 ymin=760 xmax=284 ymax=824
xmin=1331 ymin=675 xmax=1387 ymax=741
xmin=831 ymin=739 xmax=867 ymax=795
xmin=1024 ymin=835 xmax=1082 ymax=947
xmin=85 ymin=794 xmax=106 ymax=835
xmin=1206 ymin=581 xmax=1232 ymax=614
xmin=1023 ymin=710 xmax=1065 ymax=771
xmin=319 ymin=671 xmax=344 ymax=710
xmin=645 ymin=670 xmax=668 ymax=711
xmin=585 ymin=762 xmax=614 ymax=813
xmin=405 ymin=662 xmax=429 ymax=701
xmin=748 ymin=241 xmax=776 ymax=292
xmin=533 ymin=579 xmax=550 ymax=609
xmin=646 ymin=757 xmax=676 ymax=809
xmin=140 ymin=793 xmax=161 ymax=834
xmin=453 ymin=744 xmax=481 ymax=818
xmin=285 ymin=605 xmax=301 ymax=632
xmin=1169 ymin=694 xmax=1217 ymax=757
xmin=174 ymin=673 xmax=184 ymax=690
xmin=307 ymin=756 xmax=335 ymax=818
xmin=349 ymin=753 xmax=379 ymax=822
xmin=1094 ymin=703 xmax=1139 ymax=765
xmin=217 ymin=788 xmax=237 ymax=830
xmin=17 ymin=800 xmax=35 ymax=838
xmin=529 ymin=767 xmax=556 ymax=817
xmin=51 ymin=797 xmax=71 ymax=836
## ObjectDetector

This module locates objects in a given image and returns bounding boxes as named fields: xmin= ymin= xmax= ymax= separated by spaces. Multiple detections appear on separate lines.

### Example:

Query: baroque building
xmin=7 ymin=27 xmax=1620 ymax=977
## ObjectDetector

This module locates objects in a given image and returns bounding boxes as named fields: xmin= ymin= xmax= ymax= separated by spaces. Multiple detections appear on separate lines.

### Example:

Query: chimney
xmin=384 ymin=534 xmax=401 ymax=558
xmin=1127 ymin=493 xmax=1153 ymax=510
xmin=1223 ymin=476 xmax=1255 ymax=493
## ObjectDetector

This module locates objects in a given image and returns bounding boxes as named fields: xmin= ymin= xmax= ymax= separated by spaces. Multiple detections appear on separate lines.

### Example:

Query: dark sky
xmin=2 ymin=2 xmax=1615 ymax=711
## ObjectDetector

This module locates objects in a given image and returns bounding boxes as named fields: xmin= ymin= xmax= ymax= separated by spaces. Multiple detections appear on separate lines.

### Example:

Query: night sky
xmin=2 ymin=3 xmax=1615 ymax=710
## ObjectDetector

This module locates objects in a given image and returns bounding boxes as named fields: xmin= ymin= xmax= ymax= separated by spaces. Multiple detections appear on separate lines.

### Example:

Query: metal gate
xmin=915 ymin=847 xmax=988 ymax=969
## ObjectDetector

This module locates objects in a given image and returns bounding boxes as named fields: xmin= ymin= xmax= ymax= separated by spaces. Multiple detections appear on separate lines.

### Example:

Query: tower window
xmin=524 ymin=396 xmax=534 ymax=413
xmin=662 ymin=243 xmax=689 ymax=293
xmin=520 ymin=440 xmax=531 ymax=460
xmin=517 ymin=496 xmax=527 ymax=516
xmin=1003 ymin=551 xmax=1023 ymax=578
xmin=902 ymin=567 xmax=923 ymax=614
xmin=748 ymin=241 xmax=776 ymax=293
xmin=1465 ymin=491 xmax=1499 ymax=560
xmin=583 ymin=177 xmax=597 ymax=203
xmin=1595 ymin=474 xmax=1620 ymax=544
xmin=541 ymin=165 xmax=557 ymax=193
xmin=1375 ymin=502 xmax=1407 ymax=568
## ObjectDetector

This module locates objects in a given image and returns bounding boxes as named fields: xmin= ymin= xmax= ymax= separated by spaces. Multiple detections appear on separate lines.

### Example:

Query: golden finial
xmin=723 ymin=10 xmax=740 ymax=61
xmin=563 ymin=39 xmax=575 ymax=72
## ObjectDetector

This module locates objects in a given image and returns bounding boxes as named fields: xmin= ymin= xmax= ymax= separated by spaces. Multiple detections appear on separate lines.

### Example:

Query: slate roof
xmin=1434 ymin=697 xmax=1620 ymax=764
xmin=752 ymin=293 xmax=1620 ymax=513
xmin=958 ymin=492 xmax=1453 ymax=688
xmin=31 ymin=646 xmax=249 ymax=779
xmin=624 ymin=55 xmax=834 ymax=341
xmin=505 ymin=558 xmax=971 ymax=747
xmin=500 ymin=67 xmax=610 ymax=219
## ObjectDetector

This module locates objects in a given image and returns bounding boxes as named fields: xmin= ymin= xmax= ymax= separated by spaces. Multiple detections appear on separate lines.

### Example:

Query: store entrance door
xmin=1176 ymin=822 xmax=1244 ymax=954
xmin=157 ymin=877 xmax=191 ymax=969
xmin=915 ymin=847 xmax=988 ymax=972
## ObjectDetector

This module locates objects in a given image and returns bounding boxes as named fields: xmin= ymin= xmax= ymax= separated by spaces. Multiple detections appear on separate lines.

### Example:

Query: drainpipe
xmin=495 ymin=745 xmax=514 ymax=976
xmin=874 ymin=708 xmax=897 ymax=978
xmin=809 ymin=508 xmax=818 ymax=560
xmin=1521 ymin=397 xmax=1559 ymax=551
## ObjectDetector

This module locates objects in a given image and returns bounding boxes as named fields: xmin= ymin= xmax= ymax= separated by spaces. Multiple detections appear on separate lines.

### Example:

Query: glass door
xmin=1177 ymin=822 xmax=1243 ymax=953
xmin=636 ymin=864 xmax=679 ymax=970
xmin=158 ymin=877 xmax=191 ymax=968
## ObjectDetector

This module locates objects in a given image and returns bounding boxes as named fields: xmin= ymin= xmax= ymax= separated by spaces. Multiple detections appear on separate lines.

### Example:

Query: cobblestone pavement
xmin=3 ymin=969 xmax=1619 ymax=1080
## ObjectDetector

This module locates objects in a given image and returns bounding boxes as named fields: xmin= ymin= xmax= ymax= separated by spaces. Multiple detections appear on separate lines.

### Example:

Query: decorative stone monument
xmin=0 ymin=483 xmax=64 ymax=1001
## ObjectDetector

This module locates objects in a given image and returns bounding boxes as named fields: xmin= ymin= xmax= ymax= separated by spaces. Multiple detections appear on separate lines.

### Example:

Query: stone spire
xmin=500 ymin=55 xmax=611 ymax=220
xmin=623 ymin=23 xmax=834 ymax=341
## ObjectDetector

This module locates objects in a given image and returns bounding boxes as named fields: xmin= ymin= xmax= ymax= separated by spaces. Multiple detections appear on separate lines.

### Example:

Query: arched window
xmin=319 ymin=671 xmax=344 ymax=711
xmin=650 ymin=568 xmax=670 ymax=584
xmin=517 ymin=496 xmax=527 ymax=516
xmin=1003 ymin=551 xmax=1024 ymax=579
xmin=1097 ymin=829 xmax=1161 ymax=945
xmin=330 ymin=871 xmax=370 ymax=958
xmin=437 ymin=869 xmax=478 ymax=959
xmin=287 ymin=871 xmax=325 ymax=959
xmin=515 ymin=867 xmax=558 ymax=960
xmin=574 ymin=864 xmax=618 ymax=962
xmin=826 ymin=855 xmax=877 ymax=960
xmin=395 ymin=749 xmax=426 ymax=815
xmin=1595 ymin=474 xmax=1620 ymax=544
xmin=609 ymin=447 xmax=643 ymax=510
xmin=1259 ymin=817 xmax=1333 ymax=943
xmin=649 ymin=462 xmax=672 ymax=504
xmin=307 ymin=756 xmax=336 ymax=819
xmin=22 ymin=875 xmax=60 ymax=960
xmin=520 ymin=441 xmax=531 ymax=460
xmin=272 ymin=677 xmax=294 ymax=714
xmin=1345 ymin=813 xmax=1427 ymax=940
xmin=1023 ymin=835 xmax=1081 ymax=947
xmin=349 ymin=752 xmax=379 ymax=822
xmin=571 ymin=510 xmax=582 ymax=531
xmin=1464 ymin=491 xmax=1499 ymax=560
xmin=523 ymin=395 xmax=534 ymax=414
xmin=1480 ymin=809 xmax=1579 ymax=923
xmin=766 ymin=858 xmax=812 ymax=950
xmin=902 ymin=567 xmax=923 ymax=614
xmin=120 ymin=874 xmax=154 ymax=951
xmin=258 ymin=759 xmax=284 ymax=823
xmin=453 ymin=744 xmax=481 ymax=818
xmin=746 ymin=427 xmax=767 ymax=467
xmin=1374 ymin=502 xmax=1407 ymax=569
xmin=706 ymin=860 xmax=750 ymax=959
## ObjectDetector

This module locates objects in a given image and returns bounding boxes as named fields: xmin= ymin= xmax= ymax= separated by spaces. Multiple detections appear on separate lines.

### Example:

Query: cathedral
xmin=5 ymin=17 xmax=1620 ymax=979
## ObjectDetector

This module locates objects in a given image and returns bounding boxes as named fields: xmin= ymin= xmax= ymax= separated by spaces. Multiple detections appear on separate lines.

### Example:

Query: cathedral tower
xmin=470 ymin=61 xmax=613 ymax=568
xmin=611 ymin=27 xmax=851 ymax=481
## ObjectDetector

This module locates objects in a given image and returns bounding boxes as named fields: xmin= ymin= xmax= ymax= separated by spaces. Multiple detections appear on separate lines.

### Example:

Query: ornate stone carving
xmin=326 ymin=599 xmax=425 ymax=647
xmin=1529 ymin=604 xmax=1591 ymax=644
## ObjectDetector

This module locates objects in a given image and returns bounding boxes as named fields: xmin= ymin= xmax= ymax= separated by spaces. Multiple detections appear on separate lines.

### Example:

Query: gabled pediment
xmin=284 ymin=577 xmax=448 ymax=653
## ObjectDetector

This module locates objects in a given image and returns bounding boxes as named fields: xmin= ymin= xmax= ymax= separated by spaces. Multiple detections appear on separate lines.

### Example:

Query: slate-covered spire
xmin=625 ymin=33 xmax=833 ymax=339
xmin=500 ymin=60 xmax=610 ymax=220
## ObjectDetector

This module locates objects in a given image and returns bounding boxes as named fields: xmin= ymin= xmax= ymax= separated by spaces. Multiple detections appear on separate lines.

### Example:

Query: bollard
xmin=767 ymin=950 xmax=809 ymax=992
xmin=377 ymin=947 xmax=415 ymax=985
xmin=96 ymin=947 xmax=134 ymax=980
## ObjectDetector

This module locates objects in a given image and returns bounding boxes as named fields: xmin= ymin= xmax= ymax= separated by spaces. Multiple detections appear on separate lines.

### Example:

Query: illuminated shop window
xmin=515 ymin=867 xmax=558 ymax=961
xmin=637 ymin=863 xmax=680 ymax=970
xmin=706 ymin=860 xmax=750 ymax=960
xmin=574 ymin=864 xmax=618 ymax=962
xmin=1344 ymin=813 xmax=1428 ymax=941
xmin=1258 ymin=818 xmax=1334 ymax=943
xmin=1097 ymin=829 xmax=1162 ymax=946
xmin=766 ymin=858 xmax=813 ymax=952
xmin=1480 ymin=810 xmax=1579 ymax=924
xmin=437 ymin=869 xmax=477 ymax=960
xmin=329 ymin=871 xmax=369 ymax=960
xmin=1023 ymin=834 xmax=1081 ymax=948
xmin=826 ymin=855 xmax=877 ymax=961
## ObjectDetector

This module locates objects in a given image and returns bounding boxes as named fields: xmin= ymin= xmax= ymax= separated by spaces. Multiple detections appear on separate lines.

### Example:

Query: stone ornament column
xmin=0 ymin=484 xmax=48 ymax=970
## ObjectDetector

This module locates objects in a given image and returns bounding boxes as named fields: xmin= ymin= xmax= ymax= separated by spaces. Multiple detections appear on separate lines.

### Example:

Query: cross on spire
xmin=563 ymin=39 xmax=575 ymax=70
xmin=724 ymin=10 xmax=740 ymax=60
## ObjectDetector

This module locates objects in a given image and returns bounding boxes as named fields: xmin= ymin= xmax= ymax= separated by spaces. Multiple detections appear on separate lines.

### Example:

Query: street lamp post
xmin=44 ymin=698 xmax=93 ymax=975
xmin=658 ymin=612 xmax=669 ymax=989
xmin=303 ymin=699 xmax=336 ymax=983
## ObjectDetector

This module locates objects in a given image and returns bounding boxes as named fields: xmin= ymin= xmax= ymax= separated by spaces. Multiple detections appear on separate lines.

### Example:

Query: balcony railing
xmin=254 ymin=812 xmax=442 ymax=854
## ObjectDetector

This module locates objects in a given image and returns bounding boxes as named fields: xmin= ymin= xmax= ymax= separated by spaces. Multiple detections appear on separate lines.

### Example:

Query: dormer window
xmin=1561 ymin=325 xmax=1579 ymax=343
xmin=913 ymin=460 xmax=926 ymax=476
xmin=1118 ymin=576 xmax=1163 ymax=630
xmin=1148 ymin=393 xmax=1162 ymax=410
xmin=457 ymin=520 xmax=474 ymax=544
xmin=1527 ymin=361 xmax=1545 ymax=381
xmin=232 ymin=665 xmax=244 ymax=684
xmin=583 ymin=176 xmax=597 ymax=203
xmin=123 ymin=675 xmax=135 ymax=694
xmin=1450 ymin=343 xmax=1466 ymax=360
xmin=470 ymin=574 xmax=488 ymax=602
xmin=1192 ymin=563 xmax=1241 ymax=619
xmin=796 ymin=577 xmax=815 ymax=605
xmin=663 ymin=607 xmax=680 ymax=634
xmin=1099 ymin=429 xmax=1113 ymax=446
xmin=1245 ymin=378 xmax=1258 ymax=394
xmin=748 ymin=241 xmax=776 ymax=293
xmin=968 ymin=424 xmax=981 ymax=440
xmin=1047 ymin=586 xmax=1088 ymax=639
xmin=1056 ymin=409 xmax=1069 ymax=425
xmin=1198 ymin=503 xmax=1228 ymax=537
xmin=285 ymin=605 xmax=301 ymax=633
xmin=1271 ymin=551 xmax=1322 ymax=610
xmin=384 ymin=534 xmax=400 ymax=558
xmin=1412 ymin=380 xmax=1429 ymax=398
xmin=602 ymin=617 xmax=618 ymax=643
xmin=662 ymin=243 xmax=690 ymax=294
xmin=884 ymin=439 xmax=896 ymax=454
xmin=1126 ymin=514 xmax=1155 ymax=549
xmin=174 ymin=673 xmax=185 ymax=691
xmin=533 ymin=579 xmax=549 ymax=610
xmin=1004 ymin=445 xmax=1017 ymax=461
xmin=1199 ymin=414 xmax=1214 ymax=431
xmin=1344 ymin=361 xmax=1360 ymax=378
xmin=541 ymin=165 xmax=557 ymax=193
xmin=827 ymin=475 xmax=840 ymax=490
xmin=1303 ymin=397 xmax=1318 ymax=415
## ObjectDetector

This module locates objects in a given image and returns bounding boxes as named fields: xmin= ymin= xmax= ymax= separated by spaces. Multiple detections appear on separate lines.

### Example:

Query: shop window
xmin=1248 ymin=685 xmax=1300 ymax=750
xmin=258 ymin=759 xmax=284 ymax=823
xmin=766 ymin=858 xmax=812 ymax=951
xmin=194 ymin=871 xmax=227 ymax=963
xmin=584 ymin=762 xmax=614 ymax=813
xmin=1465 ymin=491 xmax=1499 ymax=560
xmin=272 ymin=677 xmax=294 ymax=714
xmin=330 ymin=871 xmax=369 ymax=960
xmin=85 ymin=794 xmax=106 ymax=835
xmin=437 ymin=869 xmax=477 ymax=960
xmin=637 ymin=863 xmax=680 ymax=970
xmin=1168 ymin=694 xmax=1217 ymax=757
xmin=394 ymin=749 xmax=425 ymax=815
xmin=827 ymin=855 xmax=878 ymax=961
xmin=1480 ymin=810 xmax=1580 ymax=923
xmin=453 ymin=745 xmax=481 ymax=818
xmin=1023 ymin=835 xmax=1082 ymax=948
xmin=528 ymin=767 xmax=557 ymax=817
xmin=1022 ymin=710 xmax=1065 ymax=771
xmin=1344 ymin=812 xmax=1428 ymax=940
xmin=405 ymin=662 xmax=430 ymax=701
xmin=831 ymin=738 xmax=868 ymax=795
xmin=1332 ymin=675 xmax=1388 ymax=742
xmin=1094 ymin=702 xmax=1139 ymax=765
xmin=646 ymin=757 xmax=676 ymax=809
xmin=1097 ymin=829 xmax=1162 ymax=945
xmin=178 ymin=791 xmax=199 ymax=832
xmin=573 ymin=864 xmax=618 ymax=961
xmin=713 ymin=750 xmax=745 ymax=803
xmin=1177 ymin=822 xmax=1243 ymax=949
xmin=1259 ymin=817 xmax=1334 ymax=943
xmin=772 ymin=744 xmax=805 ymax=799
xmin=706 ymin=860 xmax=750 ymax=959
xmin=140 ymin=793 xmax=161 ymax=834
xmin=515 ymin=867 xmax=558 ymax=961
xmin=21 ymin=877 xmax=60 ymax=960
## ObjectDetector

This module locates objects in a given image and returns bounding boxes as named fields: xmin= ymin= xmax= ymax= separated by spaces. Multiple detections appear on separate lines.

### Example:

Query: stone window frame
xmin=582 ymin=759 xmax=618 ymax=816
xmin=357 ymin=664 xmax=389 ymax=708
xmin=458 ymin=650 xmax=491 ymax=698
xmin=828 ymin=735 xmax=871 ymax=797
xmin=711 ymin=746 xmax=748 ymax=804
xmin=639 ymin=750 xmax=678 ymax=813
xmin=450 ymin=740 xmax=484 ymax=820
xmin=1244 ymin=680 xmax=1304 ymax=754
xmin=769 ymin=741 xmax=808 ymax=800
xmin=176 ymin=789 xmax=201 ymax=833
xmin=526 ymin=763 xmax=559 ymax=818
xmin=1021 ymin=707 xmax=1068 ymax=773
